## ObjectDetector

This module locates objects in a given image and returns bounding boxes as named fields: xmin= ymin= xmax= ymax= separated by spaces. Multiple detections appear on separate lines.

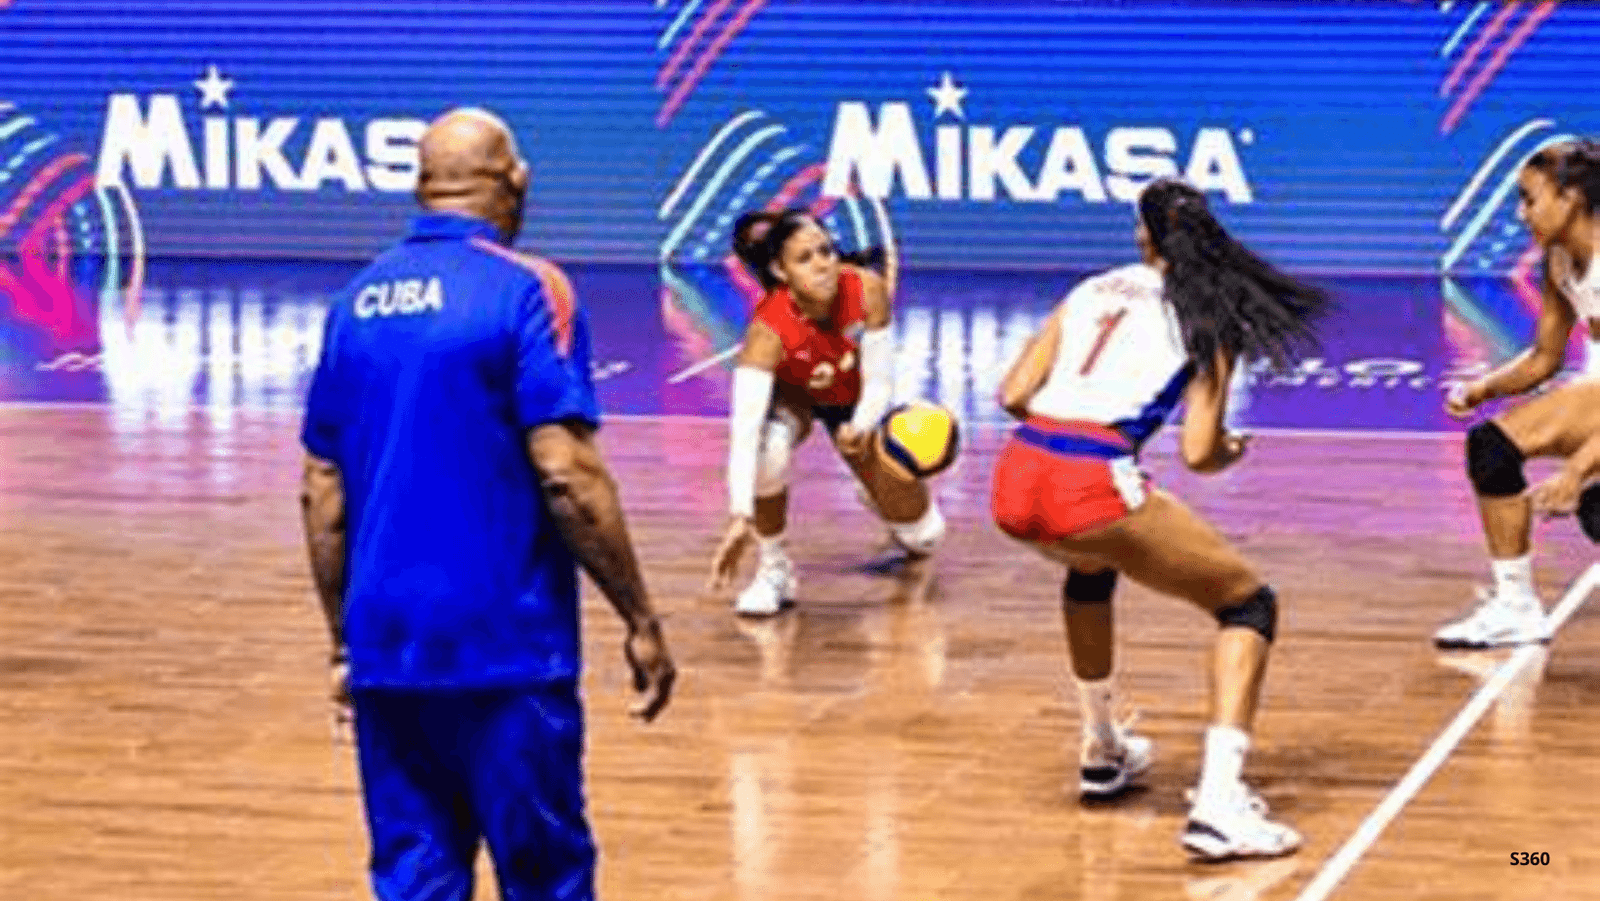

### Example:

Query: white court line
xmin=665 ymin=344 xmax=740 ymax=384
xmin=1292 ymin=562 xmax=1600 ymax=901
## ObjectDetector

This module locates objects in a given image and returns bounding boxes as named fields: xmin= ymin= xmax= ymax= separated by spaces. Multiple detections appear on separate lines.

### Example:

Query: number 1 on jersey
xmin=1079 ymin=307 xmax=1128 ymax=376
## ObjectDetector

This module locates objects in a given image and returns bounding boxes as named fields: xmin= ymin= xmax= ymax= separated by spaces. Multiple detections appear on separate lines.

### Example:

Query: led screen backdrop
xmin=0 ymin=1 xmax=1592 ymax=431
xmin=2 ymin=1 xmax=1594 ymax=273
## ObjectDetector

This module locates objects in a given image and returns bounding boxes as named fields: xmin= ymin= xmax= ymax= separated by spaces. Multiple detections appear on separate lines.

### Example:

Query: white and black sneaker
xmin=1433 ymin=587 xmax=1550 ymax=649
xmin=1182 ymin=783 xmax=1302 ymax=861
xmin=1184 ymin=785 xmax=1270 ymax=816
xmin=1079 ymin=717 xmax=1154 ymax=800
xmin=734 ymin=554 xmax=797 ymax=617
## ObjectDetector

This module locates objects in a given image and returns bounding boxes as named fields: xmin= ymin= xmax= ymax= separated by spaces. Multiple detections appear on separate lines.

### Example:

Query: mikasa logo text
xmin=822 ymin=72 xmax=1255 ymax=204
xmin=96 ymin=65 xmax=425 ymax=192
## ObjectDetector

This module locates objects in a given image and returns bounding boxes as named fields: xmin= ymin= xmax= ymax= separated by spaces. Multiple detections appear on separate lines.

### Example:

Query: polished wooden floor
xmin=2 ymin=408 xmax=1598 ymax=900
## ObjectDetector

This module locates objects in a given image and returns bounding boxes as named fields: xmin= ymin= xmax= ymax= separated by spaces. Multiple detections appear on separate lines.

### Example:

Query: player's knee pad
xmin=1215 ymin=585 xmax=1278 ymax=643
xmin=1466 ymin=421 xmax=1527 ymax=497
xmin=890 ymin=500 xmax=946 ymax=555
xmin=1579 ymin=484 xmax=1600 ymax=544
xmin=1064 ymin=568 xmax=1117 ymax=606
xmin=754 ymin=415 xmax=797 ymax=498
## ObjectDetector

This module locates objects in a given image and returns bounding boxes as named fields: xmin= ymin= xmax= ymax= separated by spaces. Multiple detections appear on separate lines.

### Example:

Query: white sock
xmin=1490 ymin=555 xmax=1537 ymax=605
xmin=1075 ymin=676 xmax=1119 ymax=748
xmin=888 ymin=499 xmax=946 ymax=554
xmin=1196 ymin=725 xmax=1251 ymax=810
xmin=757 ymin=532 xmax=788 ymax=566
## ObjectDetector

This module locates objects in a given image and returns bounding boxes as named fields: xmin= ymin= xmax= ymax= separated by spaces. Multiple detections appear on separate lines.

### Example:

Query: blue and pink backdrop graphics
xmin=0 ymin=261 xmax=1502 ymax=434
xmin=1 ymin=1 xmax=1595 ymax=429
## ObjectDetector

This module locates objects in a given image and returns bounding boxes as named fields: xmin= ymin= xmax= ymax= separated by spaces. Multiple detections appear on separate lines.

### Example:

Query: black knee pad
xmin=1216 ymin=585 xmax=1278 ymax=643
xmin=1579 ymin=485 xmax=1600 ymax=544
xmin=1466 ymin=421 xmax=1527 ymax=497
xmin=1064 ymin=568 xmax=1117 ymax=606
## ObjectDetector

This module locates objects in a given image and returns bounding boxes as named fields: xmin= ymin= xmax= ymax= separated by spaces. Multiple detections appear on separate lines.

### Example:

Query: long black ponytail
xmin=1139 ymin=178 xmax=1330 ymax=376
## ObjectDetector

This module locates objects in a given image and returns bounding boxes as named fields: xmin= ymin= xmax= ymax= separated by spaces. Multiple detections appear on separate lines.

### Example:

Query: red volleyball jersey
xmin=752 ymin=267 xmax=868 ymax=408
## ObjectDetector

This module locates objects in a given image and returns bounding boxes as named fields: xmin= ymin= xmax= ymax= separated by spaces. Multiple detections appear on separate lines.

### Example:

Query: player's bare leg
xmin=1059 ymin=490 xmax=1299 ymax=859
xmin=752 ymin=492 xmax=788 ymax=539
xmin=1439 ymin=380 xmax=1600 ymax=647
xmin=1004 ymin=537 xmax=1150 ymax=800
xmin=735 ymin=405 xmax=811 ymax=616
xmin=841 ymin=432 xmax=943 ymax=557
xmin=1059 ymin=562 xmax=1152 ymax=801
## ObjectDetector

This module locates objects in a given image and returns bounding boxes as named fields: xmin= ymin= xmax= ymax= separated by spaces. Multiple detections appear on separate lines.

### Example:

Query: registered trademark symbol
xmin=1238 ymin=128 xmax=1255 ymax=145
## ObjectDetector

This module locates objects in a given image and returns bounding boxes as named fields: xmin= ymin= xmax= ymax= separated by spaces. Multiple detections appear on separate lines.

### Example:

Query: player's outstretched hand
xmin=1213 ymin=430 xmax=1251 ymax=471
xmin=329 ymin=648 xmax=352 ymax=735
xmin=1530 ymin=470 xmax=1582 ymax=518
xmin=834 ymin=424 xmax=872 ymax=460
xmin=1445 ymin=381 xmax=1485 ymax=420
xmin=708 ymin=515 xmax=755 ymax=592
xmin=624 ymin=619 xmax=675 ymax=722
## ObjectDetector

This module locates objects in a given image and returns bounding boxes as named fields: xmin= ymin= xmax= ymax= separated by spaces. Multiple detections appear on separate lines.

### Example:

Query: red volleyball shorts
xmin=991 ymin=417 xmax=1149 ymax=542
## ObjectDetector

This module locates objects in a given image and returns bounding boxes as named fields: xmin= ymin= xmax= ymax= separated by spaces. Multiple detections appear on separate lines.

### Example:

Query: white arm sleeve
xmin=727 ymin=365 xmax=775 ymax=518
xmin=847 ymin=326 xmax=894 ymax=432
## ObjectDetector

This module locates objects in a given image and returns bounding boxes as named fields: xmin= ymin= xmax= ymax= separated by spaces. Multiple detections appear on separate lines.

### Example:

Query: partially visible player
xmin=991 ymin=177 xmax=1328 ymax=860
xmin=707 ymin=208 xmax=946 ymax=616
xmin=1439 ymin=139 xmax=1600 ymax=648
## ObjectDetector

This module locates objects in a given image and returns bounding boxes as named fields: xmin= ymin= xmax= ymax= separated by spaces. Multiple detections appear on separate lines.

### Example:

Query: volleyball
xmin=876 ymin=401 xmax=960 ymax=479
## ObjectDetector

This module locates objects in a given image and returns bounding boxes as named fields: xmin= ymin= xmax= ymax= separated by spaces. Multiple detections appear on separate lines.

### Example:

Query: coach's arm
xmin=300 ymin=454 xmax=347 ymax=655
xmin=528 ymin=421 xmax=676 ymax=721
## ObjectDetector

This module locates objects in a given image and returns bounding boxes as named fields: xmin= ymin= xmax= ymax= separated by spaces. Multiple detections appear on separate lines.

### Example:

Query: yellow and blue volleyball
xmin=877 ymin=401 xmax=960 ymax=479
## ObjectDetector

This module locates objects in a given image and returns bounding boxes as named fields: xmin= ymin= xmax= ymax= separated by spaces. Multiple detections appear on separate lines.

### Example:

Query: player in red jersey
xmin=707 ymin=208 xmax=945 ymax=616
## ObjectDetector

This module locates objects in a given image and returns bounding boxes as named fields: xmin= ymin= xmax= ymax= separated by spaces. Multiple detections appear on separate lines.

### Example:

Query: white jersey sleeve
xmin=1548 ymin=246 xmax=1600 ymax=376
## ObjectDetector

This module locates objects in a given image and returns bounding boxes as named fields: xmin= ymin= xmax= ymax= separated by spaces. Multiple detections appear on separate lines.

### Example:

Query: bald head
xmin=416 ymin=107 xmax=529 ymax=240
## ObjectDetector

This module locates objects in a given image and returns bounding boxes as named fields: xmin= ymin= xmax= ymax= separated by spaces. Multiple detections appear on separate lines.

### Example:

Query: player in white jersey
xmin=1439 ymin=140 xmax=1600 ymax=648
xmin=991 ymin=177 xmax=1329 ymax=861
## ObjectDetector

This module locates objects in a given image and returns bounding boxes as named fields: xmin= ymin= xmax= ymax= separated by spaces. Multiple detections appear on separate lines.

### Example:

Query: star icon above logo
xmin=926 ymin=71 xmax=968 ymax=120
xmin=194 ymin=64 xmax=234 ymax=110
